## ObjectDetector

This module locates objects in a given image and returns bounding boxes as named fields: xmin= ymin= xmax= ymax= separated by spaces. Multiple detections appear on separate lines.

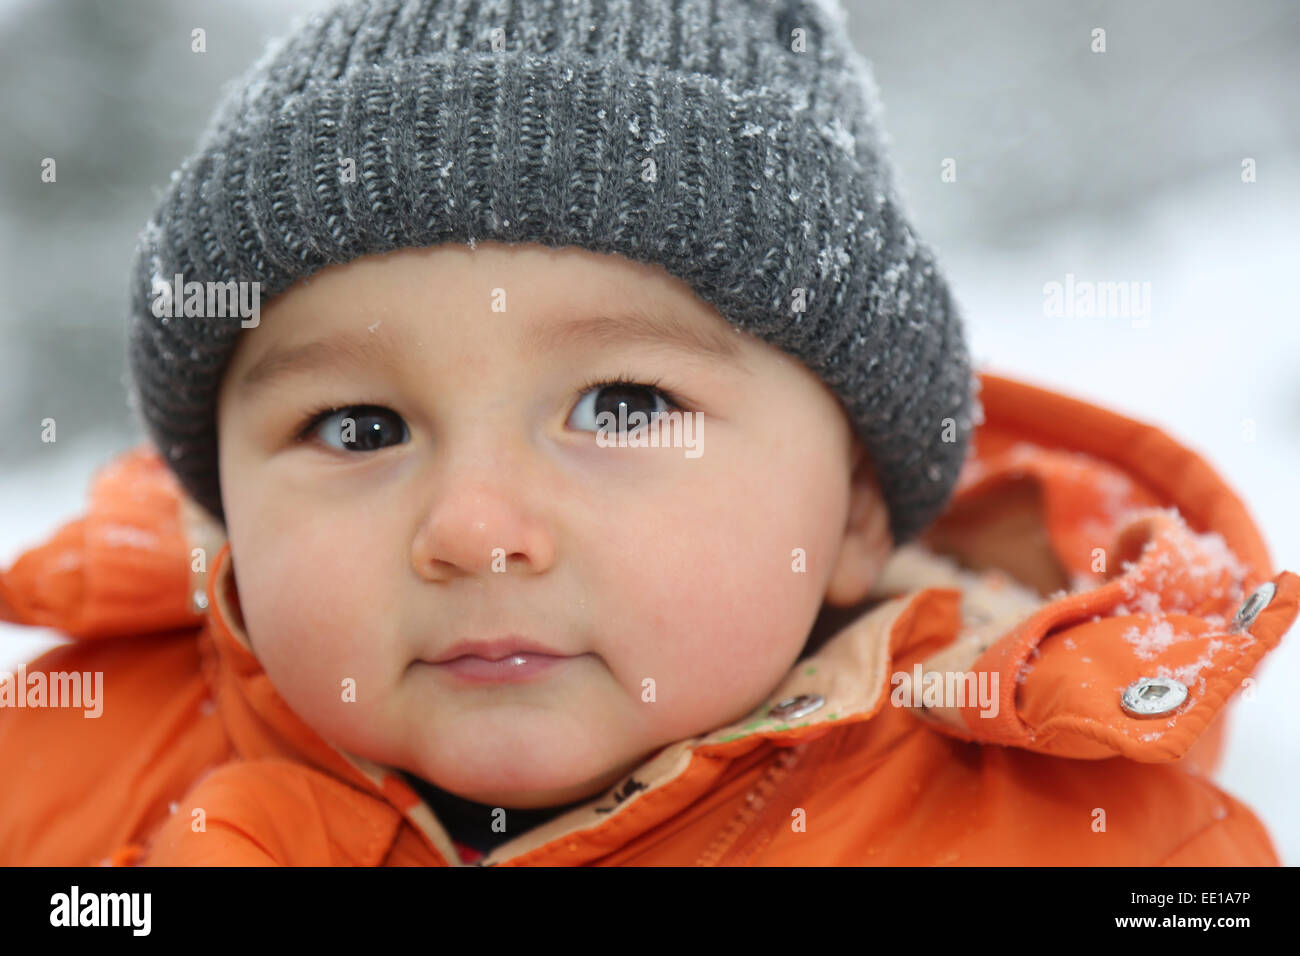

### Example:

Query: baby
xmin=1 ymin=0 xmax=1294 ymax=867
xmin=213 ymin=240 xmax=896 ymax=816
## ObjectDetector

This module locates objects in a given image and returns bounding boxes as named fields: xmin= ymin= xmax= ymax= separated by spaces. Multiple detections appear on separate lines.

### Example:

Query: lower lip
xmin=431 ymin=653 xmax=574 ymax=683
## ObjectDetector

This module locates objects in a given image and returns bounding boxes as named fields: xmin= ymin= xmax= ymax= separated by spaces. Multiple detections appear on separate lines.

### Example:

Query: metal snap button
xmin=768 ymin=693 xmax=825 ymax=721
xmin=1121 ymin=677 xmax=1188 ymax=718
xmin=1227 ymin=581 xmax=1275 ymax=635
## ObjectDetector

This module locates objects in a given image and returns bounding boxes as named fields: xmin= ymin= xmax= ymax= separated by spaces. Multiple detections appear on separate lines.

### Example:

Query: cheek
xmin=591 ymin=451 xmax=844 ymax=722
xmin=226 ymin=494 xmax=403 ymax=741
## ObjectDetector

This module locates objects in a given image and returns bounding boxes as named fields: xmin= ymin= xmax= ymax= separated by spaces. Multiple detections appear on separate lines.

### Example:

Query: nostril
xmin=426 ymin=557 xmax=461 ymax=577
xmin=489 ymin=549 xmax=530 ymax=572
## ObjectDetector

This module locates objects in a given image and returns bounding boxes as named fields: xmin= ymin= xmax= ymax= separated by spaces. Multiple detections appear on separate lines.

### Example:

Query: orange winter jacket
xmin=1 ymin=371 xmax=1295 ymax=866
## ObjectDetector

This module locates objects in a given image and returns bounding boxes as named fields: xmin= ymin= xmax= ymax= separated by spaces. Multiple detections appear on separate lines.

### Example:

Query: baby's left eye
xmin=567 ymin=380 xmax=677 ymax=433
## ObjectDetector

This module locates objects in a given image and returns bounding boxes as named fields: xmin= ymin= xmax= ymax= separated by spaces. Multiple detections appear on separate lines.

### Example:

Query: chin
xmin=411 ymin=738 xmax=621 ymax=806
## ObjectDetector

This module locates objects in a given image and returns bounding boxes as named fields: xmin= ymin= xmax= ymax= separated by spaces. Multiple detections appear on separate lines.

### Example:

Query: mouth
xmin=427 ymin=636 xmax=571 ymax=664
xmin=423 ymin=636 xmax=583 ymax=684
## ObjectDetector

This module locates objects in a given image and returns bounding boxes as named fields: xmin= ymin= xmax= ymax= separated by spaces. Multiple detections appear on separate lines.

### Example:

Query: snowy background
xmin=2 ymin=0 xmax=1297 ymax=863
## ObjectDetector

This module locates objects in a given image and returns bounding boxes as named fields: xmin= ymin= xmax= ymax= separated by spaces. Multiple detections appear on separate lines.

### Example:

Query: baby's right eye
xmin=300 ymin=405 xmax=409 ymax=453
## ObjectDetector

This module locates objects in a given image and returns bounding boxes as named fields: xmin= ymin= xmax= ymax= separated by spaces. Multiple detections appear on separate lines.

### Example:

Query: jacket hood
xmin=3 ymin=370 xmax=1296 ymax=866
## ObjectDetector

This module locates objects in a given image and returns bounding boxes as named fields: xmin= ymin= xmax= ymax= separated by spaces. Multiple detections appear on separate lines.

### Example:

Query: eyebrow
xmin=237 ymin=325 xmax=412 ymax=397
xmin=518 ymin=306 xmax=748 ymax=368
xmin=238 ymin=305 xmax=748 ymax=396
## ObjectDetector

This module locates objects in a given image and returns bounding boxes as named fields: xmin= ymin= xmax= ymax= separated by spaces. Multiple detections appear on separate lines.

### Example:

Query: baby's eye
xmin=567 ymin=379 xmax=677 ymax=434
xmin=303 ymin=405 xmax=409 ymax=452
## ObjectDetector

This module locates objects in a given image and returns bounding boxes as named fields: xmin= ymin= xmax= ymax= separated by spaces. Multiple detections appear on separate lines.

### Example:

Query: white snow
xmin=1121 ymin=619 xmax=1184 ymax=661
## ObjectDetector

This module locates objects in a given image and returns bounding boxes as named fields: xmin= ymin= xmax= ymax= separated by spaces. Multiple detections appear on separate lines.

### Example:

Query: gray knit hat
xmin=126 ymin=0 xmax=976 ymax=546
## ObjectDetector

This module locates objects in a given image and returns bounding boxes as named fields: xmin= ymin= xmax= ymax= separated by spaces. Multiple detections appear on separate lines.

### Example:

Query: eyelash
xmin=292 ymin=372 xmax=687 ymax=444
xmin=574 ymin=371 xmax=687 ymax=413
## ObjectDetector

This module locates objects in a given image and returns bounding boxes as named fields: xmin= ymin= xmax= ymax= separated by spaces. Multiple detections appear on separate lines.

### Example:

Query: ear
xmin=823 ymin=439 xmax=894 ymax=608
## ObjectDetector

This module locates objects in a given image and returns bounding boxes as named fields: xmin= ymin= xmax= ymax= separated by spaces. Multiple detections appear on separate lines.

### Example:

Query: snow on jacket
xmin=1 ymin=371 xmax=1295 ymax=866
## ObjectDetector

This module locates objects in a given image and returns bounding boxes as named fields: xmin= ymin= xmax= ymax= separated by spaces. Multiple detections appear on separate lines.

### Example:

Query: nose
xmin=411 ymin=465 xmax=557 ymax=582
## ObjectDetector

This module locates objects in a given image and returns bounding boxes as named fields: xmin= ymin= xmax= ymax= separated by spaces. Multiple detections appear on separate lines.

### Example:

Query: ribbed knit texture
xmin=125 ymin=0 xmax=977 ymax=546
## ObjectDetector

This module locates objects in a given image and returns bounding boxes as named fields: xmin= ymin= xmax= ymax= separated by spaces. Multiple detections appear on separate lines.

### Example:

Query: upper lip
xmin=428 ymin=636 xmax=572 ymax=664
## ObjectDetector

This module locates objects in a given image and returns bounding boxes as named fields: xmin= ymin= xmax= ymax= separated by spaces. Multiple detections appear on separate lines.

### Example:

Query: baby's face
xmin=215 ymin=242 xmax=890 ymax=809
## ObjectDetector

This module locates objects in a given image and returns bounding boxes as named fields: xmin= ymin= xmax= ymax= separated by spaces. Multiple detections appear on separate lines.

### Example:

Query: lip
xmin=427 ymin=636 xmax=571 ymax=664
xmin=432 ymin=653 xmax=573 ymax=684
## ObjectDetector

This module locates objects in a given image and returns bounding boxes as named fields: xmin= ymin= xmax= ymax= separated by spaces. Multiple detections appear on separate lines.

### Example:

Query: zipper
xmin=693 ymin=742 xmax=813 ymax=866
